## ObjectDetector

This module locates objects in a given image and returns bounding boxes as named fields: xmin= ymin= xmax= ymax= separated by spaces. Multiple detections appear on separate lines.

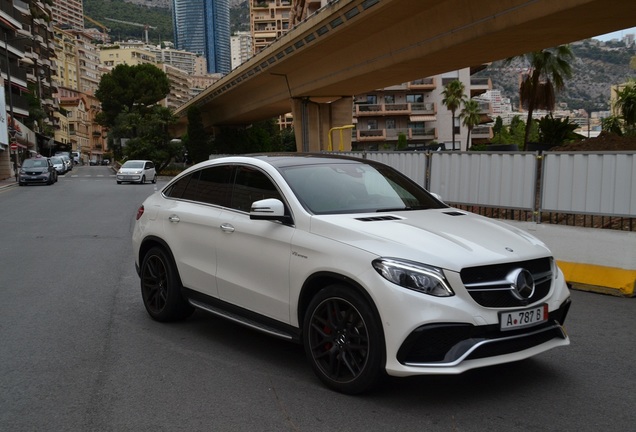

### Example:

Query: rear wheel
xmin=140 ymin=246 xmax=194 ymax=322
xmin=303 ymin=285 xmax=385 ymax=394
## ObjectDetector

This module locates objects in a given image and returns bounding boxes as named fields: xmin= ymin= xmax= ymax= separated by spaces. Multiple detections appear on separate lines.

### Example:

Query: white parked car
xmin=117 ymin=160 xmax=156 ymax=184
xmin=132 ymin=154 xmax=571 ymax=394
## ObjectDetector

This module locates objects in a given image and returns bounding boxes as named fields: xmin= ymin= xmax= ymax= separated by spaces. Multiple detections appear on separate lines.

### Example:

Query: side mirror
xmin=250 ymin=198 xmax=292 ymax=224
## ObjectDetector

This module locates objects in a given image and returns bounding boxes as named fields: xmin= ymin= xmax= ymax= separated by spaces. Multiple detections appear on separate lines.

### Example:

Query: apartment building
xmin=353 ymin=68 xmax=493 ymax=151
xmin=231 ymin=31 xmax=252 ymax=70
xmin=51 ymin=0 xmax=84 ymax=30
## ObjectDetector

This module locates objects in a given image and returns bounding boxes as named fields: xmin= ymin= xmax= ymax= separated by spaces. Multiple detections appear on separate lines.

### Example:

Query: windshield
xmin=50 ymin=157 xmax=62 ymax=164
xmin=122 ymin=161 xmax=144 ymax=169
xmin=22 ymin=159 xmax=48 ymax=168
xmin=280 ymin=162 xmax=446 ymax=215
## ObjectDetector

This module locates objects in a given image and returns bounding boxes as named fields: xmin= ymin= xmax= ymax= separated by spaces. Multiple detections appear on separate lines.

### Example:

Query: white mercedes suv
xmin=132 ymin=154 xmax=571 ymax=394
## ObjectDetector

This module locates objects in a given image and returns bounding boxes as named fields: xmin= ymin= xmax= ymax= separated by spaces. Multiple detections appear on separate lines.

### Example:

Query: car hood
xmin=119 ymin=168 xmax=143 ymax=173
xmin=308 ymin=209 xmax=550 ymax=272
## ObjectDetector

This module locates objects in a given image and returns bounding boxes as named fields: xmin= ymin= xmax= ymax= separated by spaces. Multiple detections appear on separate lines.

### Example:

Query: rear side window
xmin=164 ymin=165 xmax=233 ymax=207
xmin=231 ymin=166 xmax=282 ymax=212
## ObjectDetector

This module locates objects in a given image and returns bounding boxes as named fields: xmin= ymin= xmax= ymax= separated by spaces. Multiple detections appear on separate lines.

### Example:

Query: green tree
xmin=537 ymin=114 xmax=581 ymax=146
xmin=509 ymin=45 xmax=574 ymax=150
xmin=459 ymin=99 xmax=481 ymax=150
xmin=601 ymin=115 xmax=623 ymax=135
xmin=184 ymin=105 xmax=211 ymax=164
xmin=113 ymin=106 xmax=179 ymax=172
xmin=493 ymin=116 xmax=504 ymax=142
xmin=95 ymin=63 xmax=170 ymax=128
xmin=441 ymin=79 xmax=466 ymax=150
xmin=614 ymin=80 xmax=636 ymax=134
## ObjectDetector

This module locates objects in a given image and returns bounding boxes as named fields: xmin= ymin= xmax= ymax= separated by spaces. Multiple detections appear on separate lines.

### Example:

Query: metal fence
xmin=334 ymin=150 xmax=636 ymax=229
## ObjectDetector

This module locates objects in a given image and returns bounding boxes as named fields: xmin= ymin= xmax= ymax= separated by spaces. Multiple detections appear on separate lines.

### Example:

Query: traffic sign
xmin=10 ymin=143 xmax=18 ymax=150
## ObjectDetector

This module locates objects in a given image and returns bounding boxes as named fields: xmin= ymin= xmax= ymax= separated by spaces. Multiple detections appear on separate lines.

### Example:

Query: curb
xmin=558 ymin=261 xmax=636 ymax=297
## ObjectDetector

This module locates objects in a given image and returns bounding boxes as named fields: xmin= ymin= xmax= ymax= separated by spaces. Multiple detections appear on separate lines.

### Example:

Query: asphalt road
xmin=1 ymin=165 xmax=634 ymax=432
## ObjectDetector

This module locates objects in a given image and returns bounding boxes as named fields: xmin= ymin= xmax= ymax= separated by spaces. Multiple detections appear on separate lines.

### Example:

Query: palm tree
xmin=441 ymin=79 xmax=466 ymax=150
xmin=511 ymin=45 xmax=574 ymax=150
xmin=614 ymin=80 xmax=636 ymax=133
xmin=460 ymin=99 xmax=482 ymax=150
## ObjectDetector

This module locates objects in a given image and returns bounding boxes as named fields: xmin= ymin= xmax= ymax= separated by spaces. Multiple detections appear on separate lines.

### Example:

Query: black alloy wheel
xmin=140 ymin=247 xmax=194 ymax=322
xmin=303 ymin=285 xmax=385 ymax=394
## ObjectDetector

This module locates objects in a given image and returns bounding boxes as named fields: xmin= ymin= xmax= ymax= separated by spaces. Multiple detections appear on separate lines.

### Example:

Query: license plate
xmin=499 ymin=304 xmax=548 ymax=331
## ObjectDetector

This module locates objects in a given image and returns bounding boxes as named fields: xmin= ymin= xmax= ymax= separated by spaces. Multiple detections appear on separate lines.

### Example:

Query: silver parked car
xmin=49 ymin=156 xmax=66 ymax=175
xmin=117 ymin=160 xmax=156 ymax=184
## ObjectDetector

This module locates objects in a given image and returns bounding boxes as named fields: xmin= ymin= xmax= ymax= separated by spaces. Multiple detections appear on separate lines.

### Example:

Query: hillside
xmin=84 ymin=0 xmax=249 ymax=44
xmin=475 ymin=40 xmax=636 ymax=112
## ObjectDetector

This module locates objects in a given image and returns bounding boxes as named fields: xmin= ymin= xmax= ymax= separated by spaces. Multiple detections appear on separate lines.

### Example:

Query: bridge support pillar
xmin=292 ymin=96 xmax=353 ymax=153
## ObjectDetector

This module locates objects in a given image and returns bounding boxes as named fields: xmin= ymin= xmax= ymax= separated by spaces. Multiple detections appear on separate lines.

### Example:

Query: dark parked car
xmin=19 ymin=157 xmax=57 ymax=185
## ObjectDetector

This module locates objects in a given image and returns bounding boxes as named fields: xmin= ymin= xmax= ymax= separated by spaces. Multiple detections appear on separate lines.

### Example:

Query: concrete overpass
xmin=173 ymin=0 xmax=636 ymax=151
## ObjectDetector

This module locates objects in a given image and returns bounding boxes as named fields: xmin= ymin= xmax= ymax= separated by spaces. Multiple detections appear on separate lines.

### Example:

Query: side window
xmin=231 ymin=166 xmax=282 ymax=212
xmin=196 ymin=165 xmax=234 ymax=206
xmin=164 ymin=172 xmax=197 ymax=199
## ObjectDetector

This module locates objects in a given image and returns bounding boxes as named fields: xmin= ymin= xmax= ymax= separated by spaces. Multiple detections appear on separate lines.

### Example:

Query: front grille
xmin=460 ymin=258 xmax=553 ymax=307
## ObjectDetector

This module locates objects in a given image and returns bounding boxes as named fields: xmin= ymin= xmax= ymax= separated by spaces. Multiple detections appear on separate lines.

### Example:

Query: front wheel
xmin=151 ymin=174 xmax=157 ymax=184
xmin=303 ymin=285 xmax=385 ymax=394
xmin=140 ymin=246 xmax=194 ymax=322
xmin=140 ymin=175 xmax=146 ymax=184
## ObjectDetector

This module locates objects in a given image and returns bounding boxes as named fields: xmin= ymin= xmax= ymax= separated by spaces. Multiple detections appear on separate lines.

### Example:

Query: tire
xmin=140 ymin=246 xmax=194 ymax=322
xmin=140 ymin=175 xmax=146 ymax=184
xmin=117 ymin=181 xmax=122 ymax=184
xmin=303 ymin=285 xmax=386 ymax=394
xmin=151 ymin=174 xmax=156 ymax=184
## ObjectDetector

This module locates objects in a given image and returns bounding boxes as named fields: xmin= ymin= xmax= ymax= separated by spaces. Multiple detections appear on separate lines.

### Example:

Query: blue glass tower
xmin=173 ymin=0 xmax=231 ymax=75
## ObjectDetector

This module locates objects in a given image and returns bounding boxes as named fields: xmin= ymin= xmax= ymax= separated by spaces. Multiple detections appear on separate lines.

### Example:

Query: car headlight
xmin=372 ymin=258 xmax=454 ymax=297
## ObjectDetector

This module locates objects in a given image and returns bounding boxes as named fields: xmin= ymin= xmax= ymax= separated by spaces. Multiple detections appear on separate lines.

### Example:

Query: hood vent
xmin=444 ymin=211 xmax=466 ymax=216
xmin=356 ymin=215 xmax=402 ymax=222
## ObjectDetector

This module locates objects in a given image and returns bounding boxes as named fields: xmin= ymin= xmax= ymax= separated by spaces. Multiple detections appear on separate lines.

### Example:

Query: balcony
xmin=411 ymin=127 xmax=437 ymax=140
xmin=355 ymin=103 xmax=411 ymax=116
xmin=472 ymin=126 xmax=492 ymax=138
xmin=408 ymin=77 xmax=436 ymax=90
xmin=353 ymin=126 xmax=437 ymax=142
xmin=357 ymin=129 xmax=386 ymax=142
xmin=411 ymin=102 xmax=436 ymax=115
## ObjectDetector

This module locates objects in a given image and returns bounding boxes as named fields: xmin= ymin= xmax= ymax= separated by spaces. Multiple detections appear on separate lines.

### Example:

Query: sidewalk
xmin=0 ymin=177 xmax=19 ymax=190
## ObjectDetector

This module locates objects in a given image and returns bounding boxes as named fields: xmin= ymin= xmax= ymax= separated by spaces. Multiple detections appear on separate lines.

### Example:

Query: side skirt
xmin=182 ymin=288 xmax=302 ymax=343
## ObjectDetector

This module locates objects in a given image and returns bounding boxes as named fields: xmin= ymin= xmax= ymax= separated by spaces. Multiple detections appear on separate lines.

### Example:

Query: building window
xmin=406 ymin=94 xmax=423 ymax=103
xmin=384 ymin=95 xmax=394 ymax=104
xmin=366 ymin=95 xmax=377 ymax=104
xmin=386 ymin=119 xmax=395 ymax=129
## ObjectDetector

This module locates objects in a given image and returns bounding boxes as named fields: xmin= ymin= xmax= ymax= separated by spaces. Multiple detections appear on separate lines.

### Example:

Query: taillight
xmin=136 ymin=205 xmax=145 ymax=220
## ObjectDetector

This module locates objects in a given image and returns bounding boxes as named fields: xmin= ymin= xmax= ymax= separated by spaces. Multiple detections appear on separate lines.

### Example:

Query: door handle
xmin=220 ymin=223 xmax=235 ymax=233
xmin=168 ymin=215 xmax=180 ymax=223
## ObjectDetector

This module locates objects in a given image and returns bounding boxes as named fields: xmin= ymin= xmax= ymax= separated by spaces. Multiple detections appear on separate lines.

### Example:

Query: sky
xmin=593 ymin=27 xmax=636 ymax=41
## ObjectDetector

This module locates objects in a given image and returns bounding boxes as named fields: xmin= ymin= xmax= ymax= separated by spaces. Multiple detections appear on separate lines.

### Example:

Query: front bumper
xmin=19 ymin=174 xmax=51 ymax=184
xmin=397 ymin=298 xmax=570 ymax=367
xmin=117 ymin=174 xmax=141 ymax=182
xmin=354 ymin=262 xmax=572 ymax=377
